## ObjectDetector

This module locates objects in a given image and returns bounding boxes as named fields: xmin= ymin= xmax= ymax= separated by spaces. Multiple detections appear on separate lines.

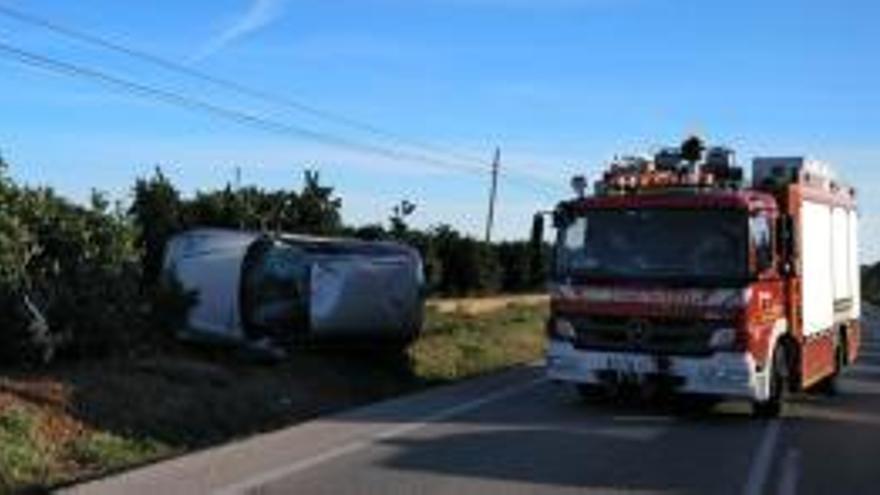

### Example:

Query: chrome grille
xmin=570 ymin=314 xmax=718 ymax=356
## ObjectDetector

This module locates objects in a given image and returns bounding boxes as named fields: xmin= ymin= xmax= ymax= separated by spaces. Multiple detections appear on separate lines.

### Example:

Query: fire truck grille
xmin=570 ymin=315 xmax=717 ymax=356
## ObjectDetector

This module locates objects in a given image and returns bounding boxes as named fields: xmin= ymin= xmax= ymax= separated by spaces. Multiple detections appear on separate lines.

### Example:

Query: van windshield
xmin=241 ymin=242 xmax=310 ymax=337
xmin=556 ymin=209 xmax=748 ymax=283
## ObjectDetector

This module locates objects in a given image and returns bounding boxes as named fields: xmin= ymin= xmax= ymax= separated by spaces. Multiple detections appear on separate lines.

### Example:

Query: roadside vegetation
xmin=0 ymin=403 xmax=170 ymax=494
xmin=0 ymin=301 xmax=547 ymax=493
xmin=411 ymin=304 xmax=547 ymax=381
xmin=862 ymin=262 xmax=880 ymax=306
xmin=0 ymin=154 xmax=549 ymax=492
xmin=0 ymin=158 xmax=547 ymax=368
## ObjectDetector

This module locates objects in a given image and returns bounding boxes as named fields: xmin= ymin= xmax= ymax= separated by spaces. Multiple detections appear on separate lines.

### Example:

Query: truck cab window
xmin=751 ymin=214 xmax=773 ymax=274
xmin=555 ymin=209 xmax=747 ymax=283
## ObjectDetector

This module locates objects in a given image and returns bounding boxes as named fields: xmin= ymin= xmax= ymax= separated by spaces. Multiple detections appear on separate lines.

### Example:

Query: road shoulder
xmin=62 ymin=365 xmax=545 ymax=495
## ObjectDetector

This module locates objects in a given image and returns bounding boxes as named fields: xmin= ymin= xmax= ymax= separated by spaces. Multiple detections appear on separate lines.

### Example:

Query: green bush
xmin=863 ymin=263 xmax=880 ymax=305
xmin=0 ymin=162 xmax=193 ymax=366
xmin=130 ymin=169 xmax=185 ymax=286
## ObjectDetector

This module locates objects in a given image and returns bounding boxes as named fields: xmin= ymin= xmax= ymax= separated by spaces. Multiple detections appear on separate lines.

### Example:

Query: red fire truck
xmin=541 ymin=138 xmax=860 ymax=416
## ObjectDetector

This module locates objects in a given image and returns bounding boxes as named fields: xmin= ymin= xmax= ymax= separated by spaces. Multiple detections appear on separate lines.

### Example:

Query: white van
xmin=162 ymin=228 xmax=424 ymax=349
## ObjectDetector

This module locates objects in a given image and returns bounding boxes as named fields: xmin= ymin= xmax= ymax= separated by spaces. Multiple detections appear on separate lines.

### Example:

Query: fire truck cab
xmin=544 ymin=139 xmax=860 ymax=416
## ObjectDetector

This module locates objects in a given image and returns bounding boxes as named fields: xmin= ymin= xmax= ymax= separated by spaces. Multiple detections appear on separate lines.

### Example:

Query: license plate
xmin=605 ymin=355 xmax=655 ymax=375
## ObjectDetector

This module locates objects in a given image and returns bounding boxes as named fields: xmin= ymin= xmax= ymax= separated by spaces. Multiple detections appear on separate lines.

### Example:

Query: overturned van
xmin=162 ymin=229 xmax=424 ymax=348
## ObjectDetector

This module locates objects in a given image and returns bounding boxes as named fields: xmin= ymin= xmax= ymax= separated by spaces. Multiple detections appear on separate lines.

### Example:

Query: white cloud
xmin=195 ymin=0 xmax=288 ymax=61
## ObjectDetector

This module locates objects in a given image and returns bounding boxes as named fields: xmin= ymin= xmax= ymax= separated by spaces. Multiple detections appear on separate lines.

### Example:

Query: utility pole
xmin=233 ymin=166 xmax=245 ymax=231
xmin=484 ymin=147 xmax=500 ymax=243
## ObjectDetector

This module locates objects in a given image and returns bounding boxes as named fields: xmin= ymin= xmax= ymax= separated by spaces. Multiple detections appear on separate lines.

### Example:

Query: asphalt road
xmin=67 ymin=310 xmax=880 ymax=495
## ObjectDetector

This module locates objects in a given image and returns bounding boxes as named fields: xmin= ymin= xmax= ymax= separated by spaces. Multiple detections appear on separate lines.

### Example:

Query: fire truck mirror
xmin=552 ymin=207 xmax=570 ymax=229
xmin=531 ymin=213 xmax=545 ymax=246
xmin=752 ymin=214 xmax=773 ymax=274
xmin=777 ymin=214 xmax=797 ymax=275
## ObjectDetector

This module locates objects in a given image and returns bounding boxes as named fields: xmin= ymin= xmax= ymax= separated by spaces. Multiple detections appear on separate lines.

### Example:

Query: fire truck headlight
xmin=553 ymin=319 xmax=577 ymax=340
xmin=708 ymin=327 xmax=737 ymax=350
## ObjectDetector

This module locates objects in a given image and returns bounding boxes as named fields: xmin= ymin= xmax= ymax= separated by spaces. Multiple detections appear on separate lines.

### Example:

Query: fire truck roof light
xmin=592 ymin=139 xmax=745 ymax=196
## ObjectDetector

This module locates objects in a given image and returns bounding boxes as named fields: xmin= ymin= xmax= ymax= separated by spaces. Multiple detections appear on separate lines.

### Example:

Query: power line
xmin=0 ymin=5 xmax=489 ymax=165
xmin=500 ymin=169 xmax=565 ymax=196
xmin=0 ymin=40 xmax=496 ymax=178
xmin=0 ymin=4 xmax=564 ymax=195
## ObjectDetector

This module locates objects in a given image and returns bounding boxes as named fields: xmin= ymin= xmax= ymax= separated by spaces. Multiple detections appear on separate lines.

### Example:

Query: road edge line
xmin=776 ymin=447 xmax=800 ymax=495
xmin=214 ymin=376 xmax=548 ymax=494
xmin=742 ymin=419 xmax=781 ymax=495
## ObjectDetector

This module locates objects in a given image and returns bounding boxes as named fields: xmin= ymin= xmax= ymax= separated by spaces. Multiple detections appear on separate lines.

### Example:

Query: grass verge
xmin=410 ymin=303 xmax=547 ymax=382
xmin=0 ymin=406 xmax=52 ymax=493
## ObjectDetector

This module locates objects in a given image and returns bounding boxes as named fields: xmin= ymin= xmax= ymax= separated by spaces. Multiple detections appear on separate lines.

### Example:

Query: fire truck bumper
xmin=546 ymin=340 xmax=768 ymax=401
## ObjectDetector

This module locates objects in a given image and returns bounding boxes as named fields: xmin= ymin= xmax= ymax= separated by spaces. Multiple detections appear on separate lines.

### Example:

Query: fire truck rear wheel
xmin=835 ymin=329 xmax=848 ymax=372
xmin=816 ymin=330 xmax=847 ymax=396
xmin=752 ymin=344 xmax=788 ymax=418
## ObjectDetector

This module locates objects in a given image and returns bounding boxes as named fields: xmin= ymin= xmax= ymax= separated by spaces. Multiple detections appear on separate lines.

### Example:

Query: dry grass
xmin=410 ymin=303 xmax=547 ymax=381
xmin=427 ymin=294 xmax=548 ymax=315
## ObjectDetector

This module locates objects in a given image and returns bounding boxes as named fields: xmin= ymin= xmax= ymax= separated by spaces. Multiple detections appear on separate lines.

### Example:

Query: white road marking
xmin=742 ymin=420 xmax=781 ymax=495
xmin=612 ymin=415 xmax=673 ymax=423
xmin=847 ymin=363 xmax=880 ymax=376
xmin=777 ymin=448 xmax=800 ymax=495
xmin=856 ymin=349 xmax=880 ymax=360
xmin=214 ymin=376 xmax=548 ymax=494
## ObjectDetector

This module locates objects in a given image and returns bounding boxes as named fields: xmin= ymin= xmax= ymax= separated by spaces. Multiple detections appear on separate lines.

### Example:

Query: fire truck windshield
xmin=556 ymin=208 xmax=748 ymax=284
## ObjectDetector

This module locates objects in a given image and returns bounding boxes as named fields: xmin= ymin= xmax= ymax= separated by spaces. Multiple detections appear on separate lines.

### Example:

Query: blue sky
xmin=0 ymin=0 xmax=878 ymax=260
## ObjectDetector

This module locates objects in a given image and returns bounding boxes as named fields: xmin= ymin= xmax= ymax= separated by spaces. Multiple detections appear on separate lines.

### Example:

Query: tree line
xmin=862 ymin=263 xmax=880 ymax=307
xmin=131 ymin=168 xmax=548 ymax=296
xmin=0 ymin=160 xmax=548 ymax=366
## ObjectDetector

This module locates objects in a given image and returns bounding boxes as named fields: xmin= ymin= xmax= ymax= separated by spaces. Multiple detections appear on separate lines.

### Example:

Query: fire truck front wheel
xmin=752 ymin=344 xmax=789 ymax=418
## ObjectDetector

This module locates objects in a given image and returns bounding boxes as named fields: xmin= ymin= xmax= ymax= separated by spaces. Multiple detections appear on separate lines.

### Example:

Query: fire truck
xmin=540 ymin=138 xmax=860 ymax=416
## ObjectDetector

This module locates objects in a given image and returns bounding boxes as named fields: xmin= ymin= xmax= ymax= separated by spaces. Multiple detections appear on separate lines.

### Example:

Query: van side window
xmin=751 ymin=214 xmax=773 ymax=273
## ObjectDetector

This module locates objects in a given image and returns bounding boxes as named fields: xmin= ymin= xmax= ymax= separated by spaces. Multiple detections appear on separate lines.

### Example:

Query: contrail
xmin=195 ymin=0 xmax=286 ymax=61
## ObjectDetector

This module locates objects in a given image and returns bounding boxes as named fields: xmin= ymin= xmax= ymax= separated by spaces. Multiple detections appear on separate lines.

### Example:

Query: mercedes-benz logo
xmin=626 ymin=319 xmax=650 ymax=346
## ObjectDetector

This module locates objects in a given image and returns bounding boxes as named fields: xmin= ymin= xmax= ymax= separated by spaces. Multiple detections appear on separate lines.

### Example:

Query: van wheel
xmin=753 ymin=345 xmax=787 ymax=418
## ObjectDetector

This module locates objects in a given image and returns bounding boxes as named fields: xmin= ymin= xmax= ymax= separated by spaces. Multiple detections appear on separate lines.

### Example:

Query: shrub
xmin=0 ymin=162 xmax=193 ymax=366
xmin=0 ymin=407 xmax=53 ymax=491
xmin=130 ymin=169 xmax=185 ymax=286
xmin=863 ymin=263 xmax=880 ymax=306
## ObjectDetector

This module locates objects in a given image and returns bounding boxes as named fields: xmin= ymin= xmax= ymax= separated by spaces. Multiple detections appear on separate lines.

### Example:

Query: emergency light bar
xmin=592 ymin=141 xmax=744 ymax=196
